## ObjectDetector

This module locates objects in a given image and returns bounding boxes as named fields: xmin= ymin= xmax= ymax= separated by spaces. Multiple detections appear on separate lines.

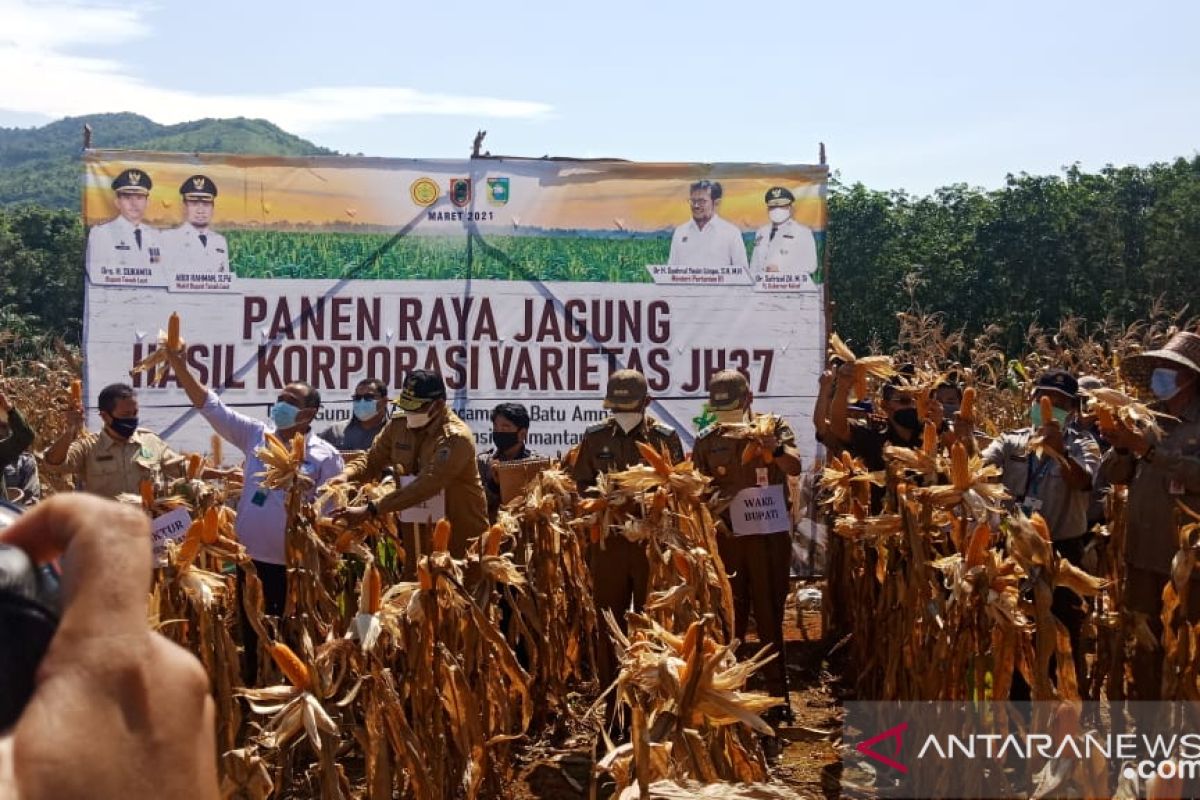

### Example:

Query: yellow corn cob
xmin=417 ymin=562 xmax=434 ymax=591
xmin=916 ymin=392 xmax=929 ymax=422
xmin=636 ymin=440 xmax=672 ymax=477
xmin=854 ymin=365 xmax=868 ymax=403
xmin=950 ymin=442 xmax=970 ymax=491
xmin=1030 ymin=512 xmax=1052 ymax=543
xmin=176 ymin=535 xmax=202 ymax=569
xmin=965 ymin=522 xmax=992 ymax=568
xmin=590 ymin=520 xmax=603 ymax=543
xmin=166 ymin=312 xmax=181 ymax=350
xmin=69 ymin=379 xmax=82 ymax=407
xmin=210 ymin=434 xmax=223 ymax=466
xmin=1039 ymin=396 xmax=1054 ymax=426
xmin=200 ymin=506 xmax=219 ymax=544
xmin=290 ymin=432 xmax=304 ymax=461
xmin=959 ymin=386 xmax=976 ymax=421
xmin=483 ymin=524 xmax=504 ymax=557
xmin=268 ymin=642 xmax=311 ymax=691
xmin=1095 ymin=406 xmax=1116 ymax=433
xmin=363 ymin=563 xmax=382 ymax=614
xmin=922 ymin=421 xmax=938 ymax=456
xmin=139 ymin=479 xmax=155 ymax=510
xmin=671 ymin=549 xmax=692 ymax=582
xmin=432 ymin=518 xmax=452 ymax=553
xmin=187 ymin=452 xmax=203 ymax=480
xmin=741 ymin=441 xmax=762 ymax=465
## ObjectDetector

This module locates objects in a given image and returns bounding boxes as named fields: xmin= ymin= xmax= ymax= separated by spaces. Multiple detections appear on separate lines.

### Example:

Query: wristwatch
xmin=773 ymin=443 xmax=787 ymax=458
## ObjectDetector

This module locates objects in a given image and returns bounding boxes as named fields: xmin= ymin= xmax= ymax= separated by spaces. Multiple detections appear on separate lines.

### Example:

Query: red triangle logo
xmin=856 ymin=722 xmax=908 ymax=773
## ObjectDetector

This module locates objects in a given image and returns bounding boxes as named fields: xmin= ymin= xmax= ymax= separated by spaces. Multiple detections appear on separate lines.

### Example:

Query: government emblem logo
xmin=449 ymin=178 xmax=472 ymax=208
xmin=486 ymin=177 xmax=509 ymax=206
xmin=410 ymin=177 xmax=440 ymax=207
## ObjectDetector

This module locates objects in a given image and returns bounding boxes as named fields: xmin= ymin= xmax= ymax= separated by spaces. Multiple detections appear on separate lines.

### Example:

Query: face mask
xmin=108 ymin=416 xmax=139 ymax=439
xmin=353 ymin=399 xmax=379 ymax=421
xmin=715 ymin=409 xmax=747 ymax=425
xmin=768 ymin=207 xmax=791 ymax=224
xmin=405 ymin=411 xmax=432 ymax=430
xmin=1030 ymin=402 xmax=1070 ymax=428
xmin=270 ymin=401 xmax=301 ymax=430
xmin=891 ymin=407 xmax=920 ymax=430
xmin=613 ymin=412 xmax=644 ymax=433
xmin=492 ymin=431 xmax=520 ymax=452
xmin=1151 ymin=367 xmax=1180 ymax=401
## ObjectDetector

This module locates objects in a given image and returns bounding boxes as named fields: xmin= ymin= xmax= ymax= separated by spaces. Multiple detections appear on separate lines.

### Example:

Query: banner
xmin=82 ymin=152 xmax=828 ymax=461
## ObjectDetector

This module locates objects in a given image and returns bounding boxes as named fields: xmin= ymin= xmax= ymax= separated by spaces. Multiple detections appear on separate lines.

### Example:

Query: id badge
xmin=756 ymin=467 xmax=769 ymax=488
xmin=1022 ymin=497 xmax=1043 ymax=513
xmin=1170 ymin=479 xmax=1186 ymax=496
xmin=251 ymin=489 xmax=268 ymax=507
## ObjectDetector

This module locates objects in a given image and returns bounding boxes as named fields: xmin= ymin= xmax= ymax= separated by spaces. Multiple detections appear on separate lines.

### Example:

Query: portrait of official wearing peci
xmin=85 ymin=167 xmax=168 ymax=288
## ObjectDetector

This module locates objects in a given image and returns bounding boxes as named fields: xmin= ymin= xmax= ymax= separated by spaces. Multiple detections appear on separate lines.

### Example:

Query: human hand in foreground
xmin=0 ymin=495 xmax=219 ymax=800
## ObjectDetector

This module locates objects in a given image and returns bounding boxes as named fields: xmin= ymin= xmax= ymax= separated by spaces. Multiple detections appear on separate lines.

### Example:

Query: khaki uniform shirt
xmin=344 ymin=409 xmax=489 ymax=544
xmin=692 ymin=414 xmax=798 ymax=521
xmin=570 ymin=415 xmax=684 ymax=491
xmin=45 ymin=428 xmax=184 ymax=499
xmin=1101 ymin=396 xmax=1200 ymax=575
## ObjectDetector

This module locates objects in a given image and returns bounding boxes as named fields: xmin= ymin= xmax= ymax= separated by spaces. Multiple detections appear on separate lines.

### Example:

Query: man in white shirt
xmin=165 ymin=347 xmax=343 ymax=679
xmin=667 ymin=180 xmax=749 ymax=268
xmin=749 ymin=186 xmax=818 ymax=280
xmin=86 ymin=168 xmax=166 ymax=286
xmin=163 ymin=175 xmax=230 ymax=275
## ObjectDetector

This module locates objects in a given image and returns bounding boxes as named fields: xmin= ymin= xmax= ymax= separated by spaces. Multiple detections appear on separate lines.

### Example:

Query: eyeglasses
xmin=351 ymin=394 xmax=380 ymax=402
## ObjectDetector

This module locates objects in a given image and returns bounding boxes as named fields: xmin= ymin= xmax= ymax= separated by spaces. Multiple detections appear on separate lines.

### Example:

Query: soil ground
xmin=508 ymin=581 xmax=845 ymax=799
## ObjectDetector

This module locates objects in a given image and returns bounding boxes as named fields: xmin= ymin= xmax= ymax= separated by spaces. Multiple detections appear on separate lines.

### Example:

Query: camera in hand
xmin=0 ymin=500 xmax=61 ymax=730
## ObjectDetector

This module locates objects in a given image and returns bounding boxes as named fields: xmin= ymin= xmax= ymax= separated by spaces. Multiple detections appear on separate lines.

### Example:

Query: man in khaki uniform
xmin=692 ymin=370 xmax=802 ymax=717
xmin=43 ymin=383 xmax=185 ymax=498
xmin=335 ymin=370 xmax=488 ymax=568
xmin=1101 ymin=332 xmax=1200 ymax=700
xmin=571 ymin=369 xmax=684 ymax=688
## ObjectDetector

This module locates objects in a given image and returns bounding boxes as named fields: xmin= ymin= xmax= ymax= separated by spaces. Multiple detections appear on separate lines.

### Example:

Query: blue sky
xmin=2 ymin=0 xmax=1197 ymax=194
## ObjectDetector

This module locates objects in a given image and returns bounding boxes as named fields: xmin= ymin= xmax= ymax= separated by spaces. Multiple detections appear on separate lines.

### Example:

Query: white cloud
xmin=0 ymin=0 xmax=552 ymax=132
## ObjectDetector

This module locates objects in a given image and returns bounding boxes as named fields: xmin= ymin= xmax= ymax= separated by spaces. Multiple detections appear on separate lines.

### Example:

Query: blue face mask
xmin=353 ymin=399 xmax=379 ymax=421
xmin=270 ymin=401 xmax=301 ymax=429
xmin=1030 ymin=401 xmax=1069 ymax=428
xmin=1151 ymin=367 xmax=1179 ymax=401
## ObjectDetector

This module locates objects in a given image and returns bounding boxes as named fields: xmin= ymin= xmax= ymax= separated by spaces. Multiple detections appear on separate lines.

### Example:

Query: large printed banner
xmin=82 ymin=152 xmax=828 ymax=460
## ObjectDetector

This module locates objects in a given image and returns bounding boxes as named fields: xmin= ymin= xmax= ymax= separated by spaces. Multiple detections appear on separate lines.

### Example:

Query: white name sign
xmin=396 ymin=476 xmax=446 ymax=524
xmin=729 ymin=484 xmax=790 ymax=535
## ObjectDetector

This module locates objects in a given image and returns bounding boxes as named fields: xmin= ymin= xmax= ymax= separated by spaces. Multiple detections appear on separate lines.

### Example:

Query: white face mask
xmin=714 ymin=409 xmax=747 ymax=425
xmin=768 ymin=207 xmax=791 ymax=225
xmin=404 ymin=411 xmax=432 ymax=430
xmin=612 ymin=411 xmax=644 ymax=433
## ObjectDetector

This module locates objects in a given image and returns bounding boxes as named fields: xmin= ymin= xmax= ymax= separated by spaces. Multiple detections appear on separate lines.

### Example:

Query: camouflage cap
xmin=707 ymin=369 xmax=750 ymax=411
xmin=603 ymin=369 xmax=648 ymax=411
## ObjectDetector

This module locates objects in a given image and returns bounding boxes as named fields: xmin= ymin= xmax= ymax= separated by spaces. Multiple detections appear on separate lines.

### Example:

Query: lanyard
xmin=1024 ymin=453 xmax=1055 ymax=500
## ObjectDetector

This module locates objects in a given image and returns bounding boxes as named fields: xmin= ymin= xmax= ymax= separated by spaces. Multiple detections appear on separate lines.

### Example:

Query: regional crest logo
xmin=486 ymin=177 xmax=509 ymax=206
xmin=410 ymin=177 xmax=440 ymax=207
xmin=449 ymin=178 xmax=472 ymax=208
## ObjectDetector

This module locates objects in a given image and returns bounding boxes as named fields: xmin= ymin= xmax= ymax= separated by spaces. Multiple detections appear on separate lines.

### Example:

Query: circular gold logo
xmin=410 ymin=177 xmax=440 ymax=207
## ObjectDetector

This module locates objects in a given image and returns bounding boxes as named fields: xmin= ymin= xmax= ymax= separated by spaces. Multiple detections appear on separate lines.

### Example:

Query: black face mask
xmin=108 ymin=416 xmax=139 ymax=439
xmin=492 ymin=431 xmax=520 ymax=452
xmin=891 ymin=408 xmax=920 ymax=430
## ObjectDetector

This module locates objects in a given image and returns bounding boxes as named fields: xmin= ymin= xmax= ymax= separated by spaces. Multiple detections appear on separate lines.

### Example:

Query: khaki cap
xmin=603 ymin=369 xmax=648 ymax=411
xmin=707 ymin=369 xmax=750 ymax=411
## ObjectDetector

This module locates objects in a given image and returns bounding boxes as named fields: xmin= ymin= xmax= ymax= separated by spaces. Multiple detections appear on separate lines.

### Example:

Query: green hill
xmin=0 ymin=113 xmax=333 ymax=208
